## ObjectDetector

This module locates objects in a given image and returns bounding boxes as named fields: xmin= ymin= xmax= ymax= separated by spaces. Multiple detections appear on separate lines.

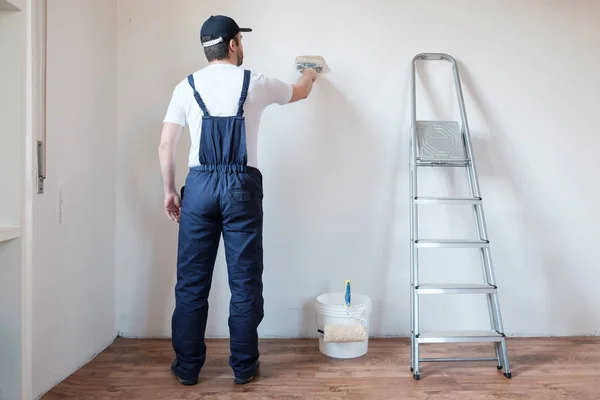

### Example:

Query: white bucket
xmin=315 ymin=292 xmax=372 ymax=359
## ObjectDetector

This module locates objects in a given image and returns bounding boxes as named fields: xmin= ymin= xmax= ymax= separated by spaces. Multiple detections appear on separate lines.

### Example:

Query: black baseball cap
xmin=200 ymin=15 xmax=252 ymax=47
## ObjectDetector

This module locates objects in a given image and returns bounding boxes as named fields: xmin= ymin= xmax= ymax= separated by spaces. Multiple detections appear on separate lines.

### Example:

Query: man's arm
xmin=158 ymin=122 xmax=184 ymax=195
xmin=255 ymin=68 xmax=318 ymax=106
xmin=289 ymin=68 xmax=318 ymax=103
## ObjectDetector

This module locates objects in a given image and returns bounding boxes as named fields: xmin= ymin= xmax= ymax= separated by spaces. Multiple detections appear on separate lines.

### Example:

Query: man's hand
xmin=290 ymin=68 xmax=319 ymax=102
xmin=164 ymin=191 xmax=181 ymax=223
xmin=303 ymin=67 xmax=318 ymax=82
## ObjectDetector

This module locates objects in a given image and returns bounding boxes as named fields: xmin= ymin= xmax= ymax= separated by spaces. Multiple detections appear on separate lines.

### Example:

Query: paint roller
xmin=295 ymin=55 xmax=325 ymax=73
xmin=323 ymin=324 xmax=367 ymax=343
xmin=318 ymin=281 xmax=369 ymax=343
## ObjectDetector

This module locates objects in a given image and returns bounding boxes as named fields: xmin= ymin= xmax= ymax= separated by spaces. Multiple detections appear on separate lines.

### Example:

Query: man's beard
xmin=236 ymin=52 xmax=243 ymax=66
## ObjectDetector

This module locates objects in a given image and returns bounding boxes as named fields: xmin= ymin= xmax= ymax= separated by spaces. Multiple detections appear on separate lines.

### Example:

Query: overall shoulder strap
xmin=187 ymin=74 xmax=210 ymax=116
xmin=236 ymin=70 xmax=251 ymax=117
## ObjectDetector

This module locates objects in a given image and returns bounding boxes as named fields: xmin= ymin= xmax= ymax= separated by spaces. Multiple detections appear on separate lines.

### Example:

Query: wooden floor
xmin=43 ymin=337 xmax=600 ymax=399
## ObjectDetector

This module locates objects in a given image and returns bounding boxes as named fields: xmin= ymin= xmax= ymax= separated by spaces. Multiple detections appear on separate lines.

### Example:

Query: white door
xmin=27 ymin=0 xmax=118 ymax=397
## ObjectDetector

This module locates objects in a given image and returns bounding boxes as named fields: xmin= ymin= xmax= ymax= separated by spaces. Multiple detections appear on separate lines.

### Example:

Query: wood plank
xmin=42 ymin=337 xmax=600 ymax=400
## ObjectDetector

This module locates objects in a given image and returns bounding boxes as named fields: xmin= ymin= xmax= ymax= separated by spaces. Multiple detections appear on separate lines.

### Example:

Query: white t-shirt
xmin=163 ymin=63 xmax=293 ymax=168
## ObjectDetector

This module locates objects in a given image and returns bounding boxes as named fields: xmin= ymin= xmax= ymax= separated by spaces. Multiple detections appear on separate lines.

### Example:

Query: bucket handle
xmin=345 ymin=307 xmax=368 ymax=324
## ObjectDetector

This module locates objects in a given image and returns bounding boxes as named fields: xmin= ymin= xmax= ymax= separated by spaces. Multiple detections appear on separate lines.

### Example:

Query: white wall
xmin=0 ymin=5 xmax=24 ymax=228
xmin=116 ymin=0 xmax=600 ymax=339
xmin=30 ymin=0 xmax=118 ymax=396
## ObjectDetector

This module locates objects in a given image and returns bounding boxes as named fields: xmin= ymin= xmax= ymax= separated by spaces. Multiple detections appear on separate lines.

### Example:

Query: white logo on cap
xmin=202 ymin=37 xmax=224 ymax=47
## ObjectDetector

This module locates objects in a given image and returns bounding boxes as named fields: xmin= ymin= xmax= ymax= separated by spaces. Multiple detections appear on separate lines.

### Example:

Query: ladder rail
xmin=409 ymin=54 xmax=419 ymax=376
xmin=450 ymin=52 xmax=508 ymax=369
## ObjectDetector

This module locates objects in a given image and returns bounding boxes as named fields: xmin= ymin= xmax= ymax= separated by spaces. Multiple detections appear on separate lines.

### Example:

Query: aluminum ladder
xmin=409 ymin=53 xmax=511 ymax=381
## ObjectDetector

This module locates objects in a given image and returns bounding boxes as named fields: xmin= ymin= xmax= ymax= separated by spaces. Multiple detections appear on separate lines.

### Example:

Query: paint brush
xmin=295 ymin=55 xmax=324 ymax=73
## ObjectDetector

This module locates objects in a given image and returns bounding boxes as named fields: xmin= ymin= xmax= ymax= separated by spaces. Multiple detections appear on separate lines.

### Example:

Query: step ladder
xmin=409 ymin=53 xmax=511 ymax=381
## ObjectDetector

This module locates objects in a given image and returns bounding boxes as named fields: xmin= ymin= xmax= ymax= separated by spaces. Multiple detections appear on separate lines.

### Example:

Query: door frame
xmin=21 ymin=0 xmax=45 ymax=398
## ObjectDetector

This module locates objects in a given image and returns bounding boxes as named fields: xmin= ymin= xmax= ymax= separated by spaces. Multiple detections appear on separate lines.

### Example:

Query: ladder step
xmin=416 ymin=121 xmax=467 ymax=163
xmin=414 ymin=197 xmax=482 ymax=205
xmin=417 ymin=330 xmax=504 ymax=344
xmin=414 ymin=239 xmax=489 ymax=248
xmin=419 ymin=357 xmax=498 ymax=363
xmin=416 ymin=283 xmax=497 ymax=295
xmin=416 ymin=159 xmax=470 ymax=167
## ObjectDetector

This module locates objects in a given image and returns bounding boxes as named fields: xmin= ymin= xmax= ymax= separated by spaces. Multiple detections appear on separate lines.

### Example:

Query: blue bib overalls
xmin=171 ymin=70 xmax=263 ymax=381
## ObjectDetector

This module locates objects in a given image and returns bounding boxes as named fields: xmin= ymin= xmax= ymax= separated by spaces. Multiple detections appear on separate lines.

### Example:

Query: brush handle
xmin=296 ymin=64 xmax=323 ymax=73
xmin=344 ymin=280 xmax=351 ymax=308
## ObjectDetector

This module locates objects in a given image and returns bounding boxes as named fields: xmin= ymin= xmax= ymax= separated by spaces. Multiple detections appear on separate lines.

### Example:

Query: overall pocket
xmin=229 ymin=188 xmax=263 ymax=202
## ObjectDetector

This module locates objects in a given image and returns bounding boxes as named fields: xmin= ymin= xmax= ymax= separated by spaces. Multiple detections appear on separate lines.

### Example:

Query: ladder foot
xmin=497 ymin=365 xmax=503 ymax=370
xmin=410 ymin=367 xmax=414 ymax=372
xmin=503 ymin=372 xmax=512 ymax=379
xmin=413 ymin=373 xmax=420 ymax=381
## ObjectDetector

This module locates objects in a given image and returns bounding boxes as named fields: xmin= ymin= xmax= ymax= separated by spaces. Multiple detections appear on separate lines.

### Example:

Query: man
xmin=158 ymin=15 xmax=318 ymax=386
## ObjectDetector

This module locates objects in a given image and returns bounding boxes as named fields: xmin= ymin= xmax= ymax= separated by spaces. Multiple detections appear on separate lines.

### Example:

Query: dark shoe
xmin=170 ymin=360 xmax=198 ymax=386
xmin=234 ymin=361 xmax=260 ymax=384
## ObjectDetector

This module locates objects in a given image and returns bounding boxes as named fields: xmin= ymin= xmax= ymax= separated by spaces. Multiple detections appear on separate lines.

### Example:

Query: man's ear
xmin=229 ymin=38 xmax=237 ymax=51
